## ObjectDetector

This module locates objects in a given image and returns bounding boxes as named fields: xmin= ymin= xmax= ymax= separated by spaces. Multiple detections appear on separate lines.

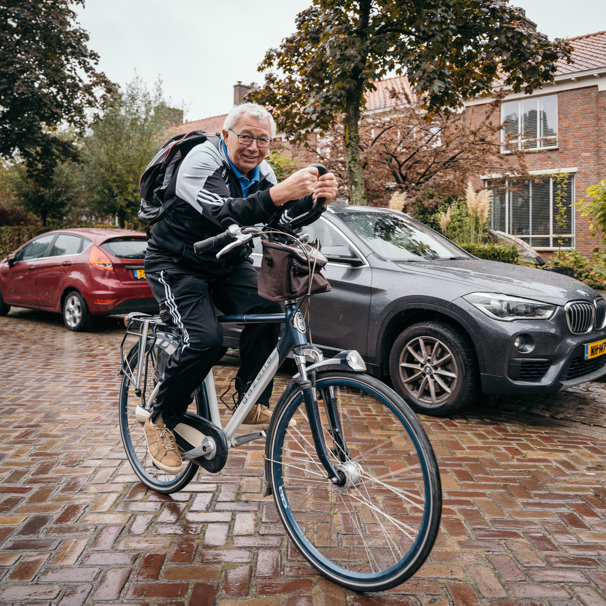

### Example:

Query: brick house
xmin=361 ymin=32 xmax=606 ymax=256
xmin=463 ymin=30 xmax=606 ymax=256
xmin=168 ymin=33 xmax=606 ymax=255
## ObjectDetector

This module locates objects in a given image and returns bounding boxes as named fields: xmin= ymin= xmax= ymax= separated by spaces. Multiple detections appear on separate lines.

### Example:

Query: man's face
xmin=222 ymin=113 xmax=271 ymax=177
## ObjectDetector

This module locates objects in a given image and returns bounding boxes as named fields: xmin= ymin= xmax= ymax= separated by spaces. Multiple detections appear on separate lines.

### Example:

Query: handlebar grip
xmin=306 ymin=163 xmax=328 ymax=215
xmin=193 ymin=230 xmax=235 ymax=254
xmin=285 ymin=163 xmax=330 ymax=231
xmin=309 ymin=163 xmax=328 ymax=177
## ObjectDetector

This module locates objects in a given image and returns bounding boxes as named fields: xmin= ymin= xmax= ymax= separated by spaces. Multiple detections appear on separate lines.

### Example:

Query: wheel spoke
xmin=418 ymin=375 xmax=428 ymax=397
xmin=434 ymin=368 xmax=456 ymax=379
xmin=434 ymin=353 xmax=453 ymax=366
xmin=339 ymin=493 xmax=380 ymax=573
xmin=402 ymin=370 xmax=423 ymax=384
xmin=427 ymin=377 xmax=437 ymax=403
xmin=357 ymin=480 xmax=402 ymax=565
xmin=433 ymin=374 xmax=452 ymax=393
xmin=357 ymin=467 xmax=426 ymax=510
xmin=400 ymin=361 xmax=424 ymax=370
xmin=405 ymin=344 xmax=425 ymax=364
xmin=429 ymin=340 xmax=442 ymax=364
xmin=265 ymin=457 xmax=327 ymax=479
xmin=417 ymin=338 xmax=428 ymax=362
xmin=347 ymin=490 xmax=417 ymax=539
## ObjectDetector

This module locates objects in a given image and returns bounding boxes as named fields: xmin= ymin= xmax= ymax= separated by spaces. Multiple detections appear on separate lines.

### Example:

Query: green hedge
xmin=0 ymin=226 xmax=51 ymax=260
xmin=459 ymin=243 xmax=519 ymax=264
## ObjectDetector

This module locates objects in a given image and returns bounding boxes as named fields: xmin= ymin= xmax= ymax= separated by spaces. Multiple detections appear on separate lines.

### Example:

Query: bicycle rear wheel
xmin=266 ymin=371 xmax=441 ymax=592
xmin=119 ymin=335 xmax=202 ymax=494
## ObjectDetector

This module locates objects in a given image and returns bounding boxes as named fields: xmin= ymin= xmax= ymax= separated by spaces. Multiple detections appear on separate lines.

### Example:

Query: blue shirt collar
xmin=221 ymin=141 xmax=260 ymax=195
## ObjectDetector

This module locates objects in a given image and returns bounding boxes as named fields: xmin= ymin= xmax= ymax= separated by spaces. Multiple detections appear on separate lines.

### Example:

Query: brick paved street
xmin=1 ymin=308 xmax=605 ymax=605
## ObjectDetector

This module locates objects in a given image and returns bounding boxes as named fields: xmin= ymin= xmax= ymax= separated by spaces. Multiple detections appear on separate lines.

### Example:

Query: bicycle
xmin=118 ymin=190 xmax=442 ymax=592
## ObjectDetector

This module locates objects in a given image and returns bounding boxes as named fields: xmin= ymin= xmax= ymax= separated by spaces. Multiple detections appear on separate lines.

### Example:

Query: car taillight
xmin=89 ymin=246 xmax=114 ymax=271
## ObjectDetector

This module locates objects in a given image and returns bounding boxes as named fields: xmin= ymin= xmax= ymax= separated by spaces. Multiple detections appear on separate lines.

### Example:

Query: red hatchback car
xmin=0 ymin=228 xmax=158 ymax=331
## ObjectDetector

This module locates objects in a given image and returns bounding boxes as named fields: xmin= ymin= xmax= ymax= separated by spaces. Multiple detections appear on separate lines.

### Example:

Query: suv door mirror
xmin=7 ymin=253 xmax=16 ymax=269
xmin=322 ymin=245 xmax=364 ymax=267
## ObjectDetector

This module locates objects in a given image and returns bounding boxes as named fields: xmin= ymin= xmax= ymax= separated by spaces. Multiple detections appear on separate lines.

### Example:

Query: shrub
xmin=578 ymin=179 xmax=606 ymax=247
xmin=0 ymin=226 xmax=49 ymax=259
xmin=0 ymin=203 xmax=38 ymax=227
xmin=459 ymin=243 xmax=519 ymax=264
xmin=547 ymin=249 xmax=606 ymax=290
xmin=412 ymin=196 xmax=491 ymax=245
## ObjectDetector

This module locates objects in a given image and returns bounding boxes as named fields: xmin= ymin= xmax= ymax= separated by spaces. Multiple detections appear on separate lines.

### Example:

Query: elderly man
xmin=143 ymin=102 xmax=338 ymax=474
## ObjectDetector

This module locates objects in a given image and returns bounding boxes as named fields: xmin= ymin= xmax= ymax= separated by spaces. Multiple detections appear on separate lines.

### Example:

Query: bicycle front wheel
xmin=266 ymin=371 xmax=442 ymax=592
xmin=119 ymin=336 xmax=202 ymax=494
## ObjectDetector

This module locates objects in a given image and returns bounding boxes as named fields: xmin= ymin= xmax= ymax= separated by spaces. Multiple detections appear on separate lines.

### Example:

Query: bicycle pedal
xmin=135 ymin=405 xmax=152 ymax=423
xmin=230 ymin=431 xmax=266 ymax=448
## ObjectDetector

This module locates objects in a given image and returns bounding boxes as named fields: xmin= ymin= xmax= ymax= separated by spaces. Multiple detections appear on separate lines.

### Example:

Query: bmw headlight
xmin=464 ymin=292 xmax=555 ymax=321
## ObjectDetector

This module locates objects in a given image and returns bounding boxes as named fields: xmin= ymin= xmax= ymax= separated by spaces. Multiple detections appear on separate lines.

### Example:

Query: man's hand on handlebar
xmin=313 ymin=172 xmax=338 ymax=206
xmin=269 ymin=165 xmax=337 ymax=207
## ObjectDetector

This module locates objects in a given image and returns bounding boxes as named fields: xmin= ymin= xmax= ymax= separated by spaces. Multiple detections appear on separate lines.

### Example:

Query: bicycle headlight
xmin=464 ymin=292 xmax=555 ymax=321
xmin=346 ymin=350 xmax=366 ymax=371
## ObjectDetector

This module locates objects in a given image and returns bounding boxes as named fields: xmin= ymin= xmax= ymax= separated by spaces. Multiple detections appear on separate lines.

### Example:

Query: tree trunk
xmin=344 ymin=97 xmax=367 ymax=206
xmin=117 ymin=207 xmax=125 ymax=229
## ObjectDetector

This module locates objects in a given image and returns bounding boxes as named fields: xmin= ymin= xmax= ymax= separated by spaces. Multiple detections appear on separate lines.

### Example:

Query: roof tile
xmin=168 ymin=114 xmax=227 ymax=136
xmin=365 ymin=75 xmax=415 ymax=110
xmin=557 ymin=30 xmax=606 ymax=73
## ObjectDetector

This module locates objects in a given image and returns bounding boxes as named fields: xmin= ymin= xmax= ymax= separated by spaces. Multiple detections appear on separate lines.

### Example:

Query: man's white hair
xmin=223 ymin=103 xmax=276 ymax=138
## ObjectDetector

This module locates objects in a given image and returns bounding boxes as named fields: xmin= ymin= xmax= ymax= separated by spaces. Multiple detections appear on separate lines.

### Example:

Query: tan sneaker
xmin=239 ymin=404 xmax=296 ymax=431
xmin=240 ymin=403 xmax=272 ymax=430
xmin=144 ymin=419 xmax=183 ymax=474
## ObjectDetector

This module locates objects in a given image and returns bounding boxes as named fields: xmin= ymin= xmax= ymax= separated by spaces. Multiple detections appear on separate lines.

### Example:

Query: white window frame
xmin=486 ymin=173 xmax=575 ymax=250
xmin=501 ymin=94 xmax=558 ymax=153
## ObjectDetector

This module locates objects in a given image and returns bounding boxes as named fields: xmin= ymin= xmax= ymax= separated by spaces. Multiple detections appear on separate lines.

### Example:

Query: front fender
xmin=294 ymin=350 xmax=367 ymax=380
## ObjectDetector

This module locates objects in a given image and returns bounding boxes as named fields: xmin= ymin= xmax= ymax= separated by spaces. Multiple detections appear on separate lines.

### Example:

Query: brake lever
xmin=216 ymin=233 xmax=253 ymax=259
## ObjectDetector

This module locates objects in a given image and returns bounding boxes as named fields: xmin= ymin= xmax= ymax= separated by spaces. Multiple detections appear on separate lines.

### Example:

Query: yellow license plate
xmin=585 ymin=338 xmax=606 ymax=360
xmin=134 ymin=269 xmax=146 ymax=279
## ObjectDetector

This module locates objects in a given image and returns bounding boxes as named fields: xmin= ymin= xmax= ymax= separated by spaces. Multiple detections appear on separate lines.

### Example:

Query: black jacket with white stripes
xmin=144 ymin=135 xmax=317 ymax=276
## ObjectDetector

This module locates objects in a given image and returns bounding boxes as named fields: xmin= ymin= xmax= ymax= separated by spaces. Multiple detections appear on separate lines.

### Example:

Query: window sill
xmin=500 ymin=146 xmax=559 ymax=155
xmin=534 ymin=247 xmax=574 ymax=252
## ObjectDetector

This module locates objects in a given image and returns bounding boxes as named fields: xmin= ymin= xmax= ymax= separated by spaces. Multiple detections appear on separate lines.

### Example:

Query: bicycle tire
xmin=119 ymin=336 xmax=202 ymax=494
xmin=265 ymin=371 xmax=442 ymax=592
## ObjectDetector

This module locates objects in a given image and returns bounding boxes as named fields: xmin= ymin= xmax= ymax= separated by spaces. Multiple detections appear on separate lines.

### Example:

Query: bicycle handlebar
xmin=193 ymin=229 xmax=237 ymax=254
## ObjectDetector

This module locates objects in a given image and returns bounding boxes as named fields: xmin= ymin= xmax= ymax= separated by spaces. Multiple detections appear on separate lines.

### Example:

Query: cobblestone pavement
xmin=1 ymin=308 xmax=605 ymax=605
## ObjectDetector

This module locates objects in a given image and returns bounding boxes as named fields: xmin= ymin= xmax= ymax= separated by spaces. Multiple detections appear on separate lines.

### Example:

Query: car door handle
xmin=61 ymin=261 xmax=72 ymax=267
xmin=27 ymin=266 xmax=35 ymax=271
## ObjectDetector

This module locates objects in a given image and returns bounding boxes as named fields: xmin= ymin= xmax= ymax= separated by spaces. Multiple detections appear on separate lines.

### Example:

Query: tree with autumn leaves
xmin=251 ymin=0 xmax=571 ymax=206
xmin=297 ymin=89 xmax=528 ymax=208
xmin=0 ymin=0 xmax=111 ymax=186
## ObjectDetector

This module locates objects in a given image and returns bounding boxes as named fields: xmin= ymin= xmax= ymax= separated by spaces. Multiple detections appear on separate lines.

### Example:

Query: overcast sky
xmin=75 ymin=0 xmax=606 ymax=123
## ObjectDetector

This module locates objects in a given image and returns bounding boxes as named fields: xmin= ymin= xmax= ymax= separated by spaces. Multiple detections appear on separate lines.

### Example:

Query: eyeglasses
xmin=229 ymin=129 xmax=272 ymax=148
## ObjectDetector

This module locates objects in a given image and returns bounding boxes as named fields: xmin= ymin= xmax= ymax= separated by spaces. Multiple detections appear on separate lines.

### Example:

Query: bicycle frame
xmin=212 ymin=301 xmax=344 ymax=483
xmin=121 ymin=299 xmax=350 ymax=483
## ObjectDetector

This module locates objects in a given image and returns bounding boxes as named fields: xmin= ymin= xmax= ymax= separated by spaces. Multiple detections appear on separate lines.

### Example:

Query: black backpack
xmin=138 ymin=131 xmax=221 ymax=225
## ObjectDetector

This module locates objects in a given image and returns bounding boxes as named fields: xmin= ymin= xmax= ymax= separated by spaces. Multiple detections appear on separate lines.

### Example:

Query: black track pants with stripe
xmin=146 ymin=262 xmax=281 ymax=430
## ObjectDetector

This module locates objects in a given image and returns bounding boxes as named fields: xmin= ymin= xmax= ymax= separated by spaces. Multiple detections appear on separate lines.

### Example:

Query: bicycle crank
xmin=173 ymin=413 xmax=228 ymax=473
